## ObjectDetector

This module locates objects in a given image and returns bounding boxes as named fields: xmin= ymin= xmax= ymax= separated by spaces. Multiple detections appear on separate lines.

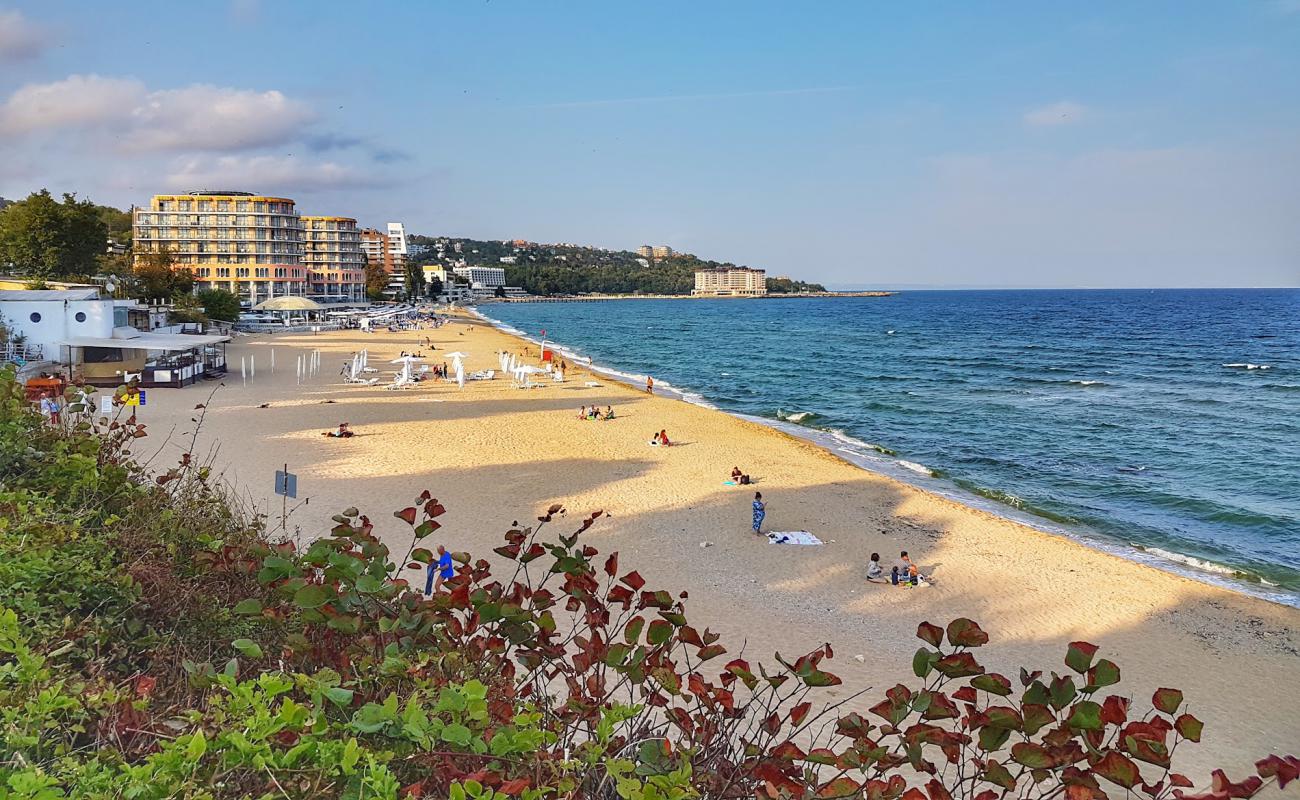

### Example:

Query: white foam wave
xmin=1222 ymin=363 xmax=1271 ymax=370
xmin=898 ymin=460 xmax=934 ymax=476
xmin=1069 ymin=380 xmax=1105 ymax=386
xmin=1143 ymin=547 xmax=1242 ymax=577
xmin=777 ymin=409 xmax=814 ymax=423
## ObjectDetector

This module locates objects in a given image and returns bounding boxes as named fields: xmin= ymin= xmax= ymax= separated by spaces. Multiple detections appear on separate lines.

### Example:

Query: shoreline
xmin=484 ymin=291 xmax=897 ymax=303
xmin=469 ymin=305 xmax=1300 ymax=609
xmin=138 ymin=316 xmax=1300 ymax=776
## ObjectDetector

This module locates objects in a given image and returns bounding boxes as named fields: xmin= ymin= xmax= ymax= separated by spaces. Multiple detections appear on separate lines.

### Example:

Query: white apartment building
xmin=453 ymin=265 xmax=507 ymax=290
xmin=691 ymin=267 xmax=768 ymax=297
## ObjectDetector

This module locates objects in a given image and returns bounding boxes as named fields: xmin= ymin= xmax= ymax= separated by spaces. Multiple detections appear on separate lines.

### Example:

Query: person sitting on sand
xmin=658 ymin=429 xmax=671 ymax=446
xmin=604 ymin=405 xmax=614 ymax=420
xmin=731 ymin=467 xmax=743 ymax=482
xmin=322 ymin=422 xmax=354 ymax=438
xmin=577 ymin=406 xmax=588 ymax=420
xmin=752 ymin=492 xmax=766 ymax=535
xmin=866 ymin=552 xmax=884 ymax=583
xmin=650 ymin=431 xmax=661 ymax=446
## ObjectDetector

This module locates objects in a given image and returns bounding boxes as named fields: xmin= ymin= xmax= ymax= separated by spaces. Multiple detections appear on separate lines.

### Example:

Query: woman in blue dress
xmin=752 ymin=492 xmax=766 ymax=535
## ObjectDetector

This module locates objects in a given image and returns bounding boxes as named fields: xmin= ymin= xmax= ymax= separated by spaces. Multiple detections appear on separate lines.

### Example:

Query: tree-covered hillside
xmin=408 ymin=235 xmax=826 ymax=295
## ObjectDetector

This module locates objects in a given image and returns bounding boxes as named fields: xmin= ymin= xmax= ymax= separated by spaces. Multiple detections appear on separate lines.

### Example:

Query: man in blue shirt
xmin=425 ymin=545 xmax=455 ymax=595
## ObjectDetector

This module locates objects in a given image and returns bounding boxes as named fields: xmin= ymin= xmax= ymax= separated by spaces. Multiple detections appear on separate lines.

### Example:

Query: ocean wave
xmin=1136 ymin=547 xmax=1278 ymax=586
xmin=898 ymin=460 xmax=935 ymax=477
xmin=777 ymin=409 xmax=817 ymax=424
xmin=1068 ymin=380 xmax=1107 ymax=386
xmin=1222 ymin=363 xmax=1271 ymax=370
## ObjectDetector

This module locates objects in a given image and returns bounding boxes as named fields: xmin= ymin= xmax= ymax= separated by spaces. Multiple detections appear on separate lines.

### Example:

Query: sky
xmin=1 ymin=2 xmax=1298 ymax=288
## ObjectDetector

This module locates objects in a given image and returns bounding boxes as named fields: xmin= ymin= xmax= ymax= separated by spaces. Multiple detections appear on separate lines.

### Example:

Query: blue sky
xmin=2 ymin=1 xmax=1297 ymax=287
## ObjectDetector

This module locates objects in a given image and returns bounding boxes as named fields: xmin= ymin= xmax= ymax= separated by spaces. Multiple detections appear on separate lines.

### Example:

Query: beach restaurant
xmin=0 ymin=288 xmax=230 ymax=388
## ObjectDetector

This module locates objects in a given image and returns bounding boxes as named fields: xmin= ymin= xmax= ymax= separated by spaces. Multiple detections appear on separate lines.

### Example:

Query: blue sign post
xmin=274 ymin=469 xmax=297 ymax=499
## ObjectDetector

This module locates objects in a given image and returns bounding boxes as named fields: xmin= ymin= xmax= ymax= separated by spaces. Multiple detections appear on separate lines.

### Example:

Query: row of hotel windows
xmin=137 ymin=214 xmax=300 ymax=227
xmin=193 ymin=267 xmax=307 ymax=278
xmin=173 ymin=255 xmax=300 ymax=265
xmin=137 ymin=231 xmax=304 ymax=244
xmin=305 ymin=221 xmax=359 ymax=231
xmin=155 ymin=200 xmax=294 ymax=213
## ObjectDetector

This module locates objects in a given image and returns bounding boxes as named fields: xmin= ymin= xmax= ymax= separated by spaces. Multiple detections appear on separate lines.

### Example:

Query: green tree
xmin=0 ymin=189 xmax=108 ymax=279
xmin=364 ymin=261 xmax=388 ymax=300
xmin=133 ymin=247 xmax=194 ymax=301
xmin=403 ymin=260 xmax=425 ymax=299
xmin=196 ymin=288 xmax=241 ymax=322
xmin=425 ymin=275 xmax=443 ymax=299
xmin=494 ymin=284 xmax=506 ymax=298
xmin=95 ymin=203 xmax=133 ymax=248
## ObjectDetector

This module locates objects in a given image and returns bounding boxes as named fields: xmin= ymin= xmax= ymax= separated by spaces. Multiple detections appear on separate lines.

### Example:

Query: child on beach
xmin=866 ymin=552 xmax=884 ymax=582
xmin=752 ymin=492 xmax=766 ymax=535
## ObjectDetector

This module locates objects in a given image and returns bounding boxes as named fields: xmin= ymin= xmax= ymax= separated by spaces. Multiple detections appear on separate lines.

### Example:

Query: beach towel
xmin=766 ymin=531 xmax=823 ymax=546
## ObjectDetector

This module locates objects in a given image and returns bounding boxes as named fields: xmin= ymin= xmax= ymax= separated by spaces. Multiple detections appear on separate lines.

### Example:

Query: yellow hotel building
xmin=303 ymin=216 xmax=365 ymax=301
xmin=133 ymin=191 xmax=307 ymax=302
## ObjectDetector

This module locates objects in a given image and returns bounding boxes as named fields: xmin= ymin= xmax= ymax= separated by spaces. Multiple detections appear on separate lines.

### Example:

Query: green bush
xmin=0 ymin=365 xmax=1294 ymax=800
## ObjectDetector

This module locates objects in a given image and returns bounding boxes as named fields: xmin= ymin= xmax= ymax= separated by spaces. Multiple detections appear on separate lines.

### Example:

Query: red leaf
xmin=401 ymin=782 xmax=425 ymax=798
xmin=394 ymin=507 xmax=417 ymax=525
xmin=1093 ymin=751 xmax=1142 ymax=789
xmin=946 ymin=618 xmax=989 ymax=647
xmin=1065 ymin=641 xmax=1099 ymax=674
xmin=498 ymin=778 xmax=531 ymax=795
xmin=1101 ymin=695 xmax=1130 ymax=726
xmin=917 ymin=622 xmax=944 ymax=647
xmin=790 ymin=702 xmax=812 ymax=727
xmin=1255 ymin=756 xmax=1300 ymax=790
xmin=621 ymin=571 xmax=646 ymax=590
xmin=604 ymin=553 xmax=618 ymax=577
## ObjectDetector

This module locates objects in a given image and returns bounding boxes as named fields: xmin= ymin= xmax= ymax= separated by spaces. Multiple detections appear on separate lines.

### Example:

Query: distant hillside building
xmin=133 ymin=191 xmax=307 ymax=303
xmin=652 ymin=245 xmax=674 ymax=259
xmin=453 ymin=265 xmax=506 ymax=290
xmin=302 ymin=216 xmax=365 ymax=301
xmin=636 ymin=245 xmax=653 ymax=258
xmin=692 ymin=267 xmax=767 ymax=297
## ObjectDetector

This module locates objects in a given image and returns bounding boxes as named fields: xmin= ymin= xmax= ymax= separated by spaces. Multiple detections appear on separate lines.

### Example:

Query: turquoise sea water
xmin=478 ymin=290 xmax=1300 ymax=605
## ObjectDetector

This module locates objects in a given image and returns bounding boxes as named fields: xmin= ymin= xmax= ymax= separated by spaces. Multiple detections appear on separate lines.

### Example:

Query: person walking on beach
xmin=645 ymin=376 xmax=654 ymax=394
xmin=752 ymin=492 xmax=766 ymax=535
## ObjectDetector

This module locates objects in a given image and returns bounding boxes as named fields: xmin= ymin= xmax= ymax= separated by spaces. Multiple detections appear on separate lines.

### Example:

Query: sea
xmin=475 ymin=289 xmax=1300 ymax=607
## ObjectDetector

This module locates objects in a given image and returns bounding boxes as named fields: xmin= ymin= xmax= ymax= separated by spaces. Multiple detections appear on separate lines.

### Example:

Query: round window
xmin=29 ymin=312 xmax=41 ymax=323
xmin=75 ymin=312 xmax=87 ymax=323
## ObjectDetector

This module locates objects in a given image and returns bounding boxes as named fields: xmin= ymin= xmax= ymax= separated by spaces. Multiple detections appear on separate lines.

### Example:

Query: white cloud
xmin=1023 ymin=101 xmax=1086 ymax=127
xmin=0 ymin=9 xmax=48 ymax=62
xmin=129 ymin=85 xmax=315 ymax=151
xmin=0 ymin=74 xmax=145 ymax=134
xmin=164 ymin=155 xmax=388 ymax=192
xmin=0 ymin=74 xmax=315 ymax=152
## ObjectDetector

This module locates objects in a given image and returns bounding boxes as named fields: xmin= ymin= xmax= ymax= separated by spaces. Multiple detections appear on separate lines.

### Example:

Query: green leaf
xmin=1065 ymin=641 xmax=1099 ymax=674
xmin=1175 ymin=713 xmax=1203 ymax=742
xmin=623 ymin=616 xmax=644 ymax=644
xmin=354 ymin=574 xmax=383 ymax=594
xmin=646 ymin=619 xmax=672 ymax=645
xmin=410 ymin=547 xmax=434 ymax=564
xmin=186 ymin=731 xmax=207 ymax=760
xmin=983 ymin=759 xmax=1016 ymax=789
xmin=441 ymin=723 xmax=473 ymax=747
xmin=978 ymin=726 xmax=1011 ymax=752
xmin=971 ymin=673 xmax=1013 ymax=696
xmin=232 ymin=598 xmax=263 ymax=616
xmin=1085 ymin=658 xmax=1120 ymax=690
xmin=1010 ymin=742 xmax=1054 ymax=769
xmin=328 ymin=615 xmax=360 ymax=634
xmin=231 ymin=638 xmax=263 ymax=659
xmin=324 ymin=687 xmax=355 ymax=708
xmin=1152 ymin=687 xmax=1183 ymax=714
xmin=1066 ymin=700 xmax=1102 ymax=731
xmin=912 ymin=647 xmax=936 ymax=678
xmin=294 ymin=584 xmax=330 ymax=609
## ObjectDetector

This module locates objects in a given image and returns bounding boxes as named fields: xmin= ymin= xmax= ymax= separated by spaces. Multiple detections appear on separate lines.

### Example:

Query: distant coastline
xmin=486 ymin=290 xmax=897 ymax=303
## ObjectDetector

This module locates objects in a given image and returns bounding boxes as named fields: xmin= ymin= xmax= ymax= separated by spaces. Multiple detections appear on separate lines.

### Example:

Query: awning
xmin=61 ymin=333 xmax=231 ymax=352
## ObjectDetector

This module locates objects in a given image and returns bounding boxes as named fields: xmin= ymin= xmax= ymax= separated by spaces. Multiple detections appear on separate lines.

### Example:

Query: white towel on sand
xmin=766 ymin=531 xmax=822 ymax=546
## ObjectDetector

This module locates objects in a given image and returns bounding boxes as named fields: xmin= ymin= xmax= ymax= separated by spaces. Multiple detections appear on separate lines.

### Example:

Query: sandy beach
xmin=137 ymin=315 xmax=1300 ymax=777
